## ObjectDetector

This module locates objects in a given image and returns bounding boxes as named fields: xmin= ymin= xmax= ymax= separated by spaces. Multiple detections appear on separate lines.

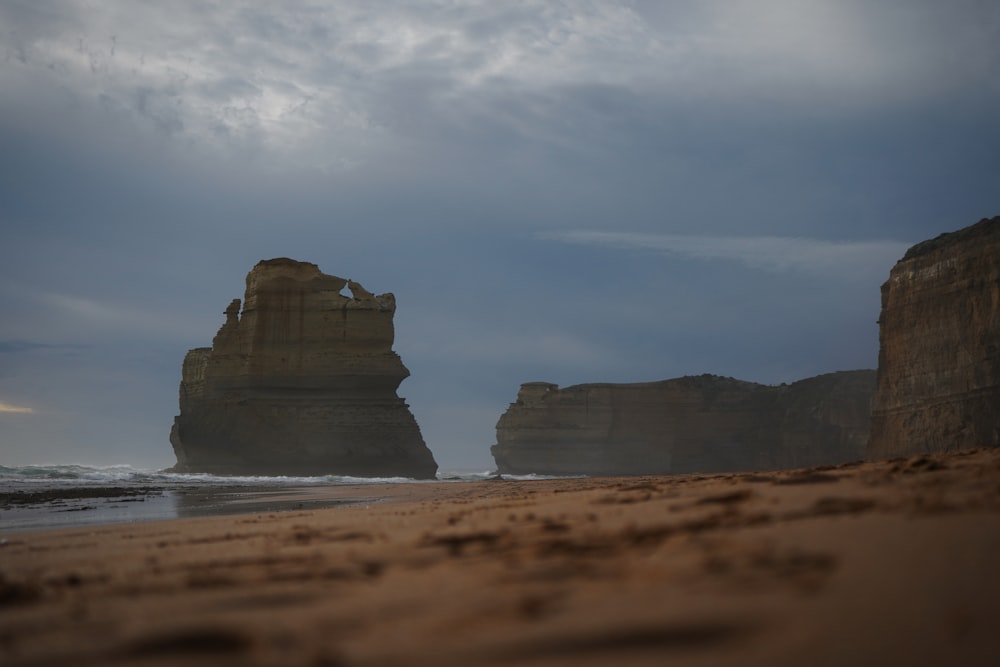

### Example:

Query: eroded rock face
xmin=169 ymin=258 xmax=438 ymax=478
xmin=491 ymin=371 xmax=876 ymax=475
xmin=867 ymin=216 xmax=1000 ymax=459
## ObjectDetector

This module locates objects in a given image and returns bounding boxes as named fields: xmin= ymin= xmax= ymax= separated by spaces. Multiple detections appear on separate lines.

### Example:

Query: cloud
xmin=0 ymin=340 xmax=87 ymax=354
xmin=0 ymin=281 xmax=212 ymax=344
xmin=0 ymin=401 xmax=33 ymax=414
xmin=538 ymin=231 xmax=911 ymax=279
xmin=404 ymin=309 xmax=621 ymax=371
xmin=0 ymin=1 xmax=659 ymax=170
xmin=3 ymin=0 xmax=995 ymax=173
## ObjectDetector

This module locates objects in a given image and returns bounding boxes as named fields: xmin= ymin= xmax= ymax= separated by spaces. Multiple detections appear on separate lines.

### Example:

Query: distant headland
xmin=491 ymin=215 xmax=1000 ymax=475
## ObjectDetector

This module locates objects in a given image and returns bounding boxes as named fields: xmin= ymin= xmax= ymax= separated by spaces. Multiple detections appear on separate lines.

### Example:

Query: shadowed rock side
xmin=492 ymin=371 xmax=876 ymax=476
xmin=868 ymin=216 xmax=1000 ymax=459
xmin=169 ymin=258 xmax=437 ymax=478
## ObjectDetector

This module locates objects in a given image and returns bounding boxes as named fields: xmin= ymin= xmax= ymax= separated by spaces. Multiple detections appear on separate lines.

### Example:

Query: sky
xmin=1 ymin=1 xmax=998 ymax=470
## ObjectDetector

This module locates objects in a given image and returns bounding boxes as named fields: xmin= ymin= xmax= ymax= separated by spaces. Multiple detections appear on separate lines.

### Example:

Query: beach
xmin=2 ymin=448 xmax=999 ymax=666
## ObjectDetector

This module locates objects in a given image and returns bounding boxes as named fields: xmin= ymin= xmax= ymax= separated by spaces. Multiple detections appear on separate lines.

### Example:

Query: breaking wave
xmin=0 ymin=464 xmax=568 ymax=490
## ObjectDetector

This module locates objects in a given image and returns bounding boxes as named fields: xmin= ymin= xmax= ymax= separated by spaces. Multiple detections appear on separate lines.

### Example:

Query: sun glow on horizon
xmin=0 ymin=401 xmax=34 ymax=414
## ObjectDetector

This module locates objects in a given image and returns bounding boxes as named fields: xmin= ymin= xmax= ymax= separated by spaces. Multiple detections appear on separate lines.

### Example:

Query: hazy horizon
xmin=2 ymin=1 xmax=999 ymax=469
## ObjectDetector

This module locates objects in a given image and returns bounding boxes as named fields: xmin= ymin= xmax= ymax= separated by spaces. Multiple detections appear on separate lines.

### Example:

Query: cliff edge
xmin=492 ymin=370 xmax=876 ymax=476
xmin=867 ymin=216 xmax=1000 ymax=458
xmin=169 ymin=258 xmax=438 ymax=478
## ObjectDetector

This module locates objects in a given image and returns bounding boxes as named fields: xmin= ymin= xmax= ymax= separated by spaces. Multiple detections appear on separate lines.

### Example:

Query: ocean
xmin=0 ymin=464 xmax=559 ymax=534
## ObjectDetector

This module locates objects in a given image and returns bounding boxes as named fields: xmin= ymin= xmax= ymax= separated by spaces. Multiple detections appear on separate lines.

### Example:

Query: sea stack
xmin=491 ymin=371 xmax=876 ymax=476
xmin=867 ymin=216 xmax=1000 ymax=459
xmin=169 ymin=258 xmax=438 ymax=478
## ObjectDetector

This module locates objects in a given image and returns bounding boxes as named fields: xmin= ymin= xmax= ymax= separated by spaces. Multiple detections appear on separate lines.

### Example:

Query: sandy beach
xmin=2 ymin=448 xmax=999 ymax=666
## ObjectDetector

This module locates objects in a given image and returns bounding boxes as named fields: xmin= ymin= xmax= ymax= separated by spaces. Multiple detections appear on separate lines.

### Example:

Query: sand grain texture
xmin=2 ymin=448 xmax=1000 ymax=666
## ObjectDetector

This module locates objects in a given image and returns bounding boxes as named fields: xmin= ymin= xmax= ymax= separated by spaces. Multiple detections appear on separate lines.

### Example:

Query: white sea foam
xmin=0 ymin=463 xmax=583 ymax=534
xmin=0 ymin=463 xmax=573 ymax=491
xmin=0 ymin=464 xmax=390 ymax=490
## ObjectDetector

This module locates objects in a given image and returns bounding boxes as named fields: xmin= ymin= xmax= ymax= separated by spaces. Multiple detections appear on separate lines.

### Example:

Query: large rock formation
xmin=492 ymin=371 xmax=876 ymax=476
xmin=868 ymin=216 xmax=1000 ymax=459
xmin=169 ymin=258 xmax=438 ymax=478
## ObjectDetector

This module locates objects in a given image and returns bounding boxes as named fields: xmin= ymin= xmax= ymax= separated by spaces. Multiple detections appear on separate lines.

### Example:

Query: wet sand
xmin=2 ymin=448 xmax=999 ymax=666
xmin=0 ymin=486 xmax=369 ymax=534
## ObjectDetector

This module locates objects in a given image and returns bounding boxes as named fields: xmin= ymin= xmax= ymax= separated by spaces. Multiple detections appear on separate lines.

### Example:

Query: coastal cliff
xmin=867 ymin=216 xmax=1000 ymax=458
xmin=492 ymin=371 xmax=876 ymax=475
xmin=169 ymin=258 xmax=438 ymax=478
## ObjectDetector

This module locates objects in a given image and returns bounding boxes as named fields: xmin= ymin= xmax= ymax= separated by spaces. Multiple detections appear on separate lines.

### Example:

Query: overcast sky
xmin=2 ymin=0 xmax=998 ymax=470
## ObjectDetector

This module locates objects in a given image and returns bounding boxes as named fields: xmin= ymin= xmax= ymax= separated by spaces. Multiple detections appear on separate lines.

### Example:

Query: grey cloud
xmin=0 ymin=278 xmax=216 ymax=345
xmin=539 ymin=231 xmax=912 ymax=280
xmin=195 ymin=76 xmax=261 ymax=104
xmin=11 ymin=0 xmax=994 ymax=174
xmin=0 ymin=340 xmax=88 ymax=354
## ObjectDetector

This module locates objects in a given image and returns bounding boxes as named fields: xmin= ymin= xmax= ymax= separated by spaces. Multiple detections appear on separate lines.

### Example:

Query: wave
xmin=0 ymin=464 xmax=147 ymax=482
xmin=0 ymin=463 xmax=501 ymax=487
xmin=0 ymin=464 xmax=579 ymax=491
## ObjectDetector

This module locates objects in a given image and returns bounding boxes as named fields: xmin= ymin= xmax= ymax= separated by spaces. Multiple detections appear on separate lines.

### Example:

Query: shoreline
xmin=0 ymin=485 xmax=387 ymax=535
xmin=0 ymin=473 xmax=508 ymax=534
xmin=2 ymin=448 xmax=999 ymax=665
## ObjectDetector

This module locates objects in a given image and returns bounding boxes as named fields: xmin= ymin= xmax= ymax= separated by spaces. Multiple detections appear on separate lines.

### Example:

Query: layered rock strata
xmin=868 ymin=216 xmax=1000 ymax=459
xmin=492 ymin=371 xmax=876 ymax=476
xmin=170 ymin=258 xmax=437 ymax=478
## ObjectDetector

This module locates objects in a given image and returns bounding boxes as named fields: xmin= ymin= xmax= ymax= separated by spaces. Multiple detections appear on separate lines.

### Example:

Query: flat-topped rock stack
xmin=868 ymin=216 xmax=1000 ymax=459
xmin=492 ymin=371 xmax=876 ymax=476
xmin=169 ymin=258 xmax=437 ymax=478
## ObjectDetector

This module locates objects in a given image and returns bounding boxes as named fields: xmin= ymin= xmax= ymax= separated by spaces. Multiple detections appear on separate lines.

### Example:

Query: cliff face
xmin=492 ymin=371 xmax=876 ymax=476
xmin=169 ymin=258 xmax=438 ymax=478
xmin=868 ymin=216 xmax=1000 ymax=459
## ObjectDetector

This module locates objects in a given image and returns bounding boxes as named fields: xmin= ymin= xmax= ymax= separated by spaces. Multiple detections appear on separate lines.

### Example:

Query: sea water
xmin=0 ymin=464 xmax=564 ymax=533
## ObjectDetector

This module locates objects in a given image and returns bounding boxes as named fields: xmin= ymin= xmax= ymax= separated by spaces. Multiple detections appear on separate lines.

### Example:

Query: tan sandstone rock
xmin=867 ymin=216 xmax=1000 ymax=459
xmin=169 ymin=258 xmax=438 ymax=478
xmin=491 ymin=371 xmax=876 ymax=475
